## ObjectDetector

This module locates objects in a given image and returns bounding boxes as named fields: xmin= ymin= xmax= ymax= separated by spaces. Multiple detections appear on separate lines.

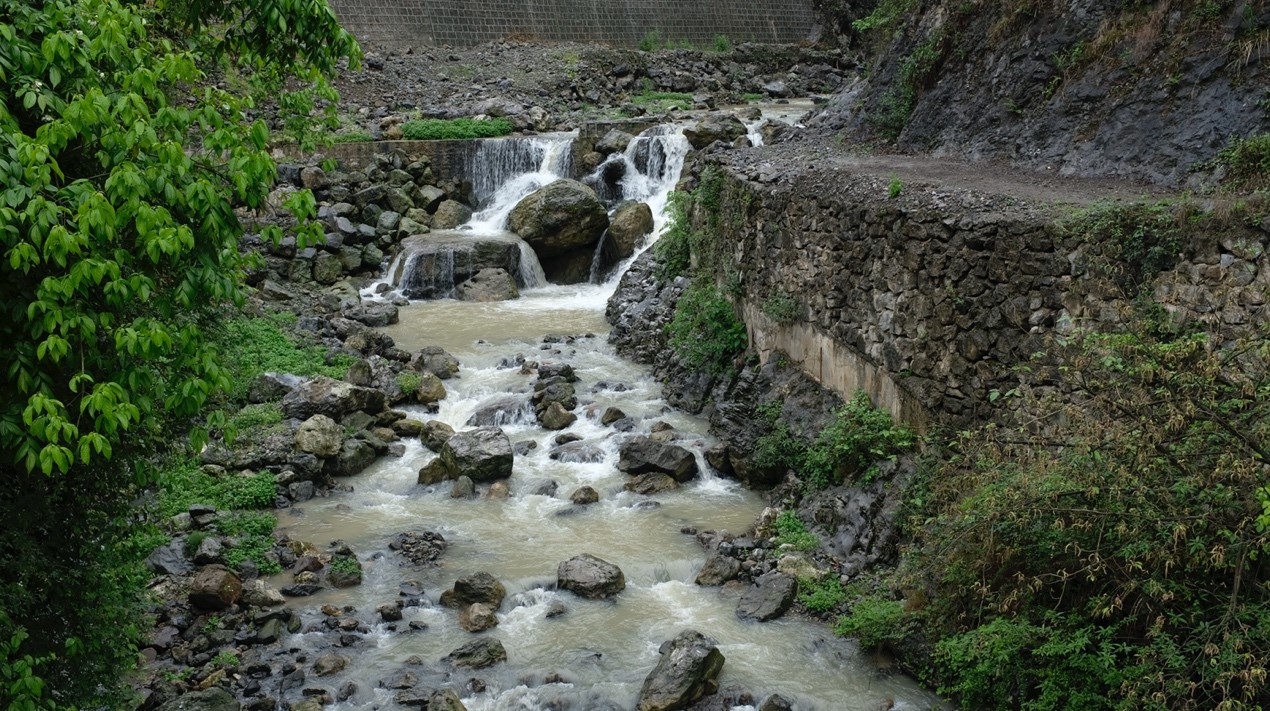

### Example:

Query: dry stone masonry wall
xmin=327 ymin=0 xmax=817 ymax=48
xmin=701 ymin=156 xmax=1269 ymax=428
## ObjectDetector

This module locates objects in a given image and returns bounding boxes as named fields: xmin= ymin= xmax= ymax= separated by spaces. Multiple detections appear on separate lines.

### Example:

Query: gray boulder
xmin=343 ymin=301 xmax=400 ymax=327
xmin=432 ymin=200 xmax=473 ymax=229
xmin=608 ymin=202 xmax=654 ymax=260
xmin=444 ymin=638 xmax=508 ymax=669
xmin=683 ymin=113 xmax=747 ymax=149
xmin=324 ymin=437 xmax=378 ymax=477
xmin=146 ymin=540 xmax=193 ymax=575
xmin=438 ymin=427 xmax=514 ymax=483
xmin=189 ymin=565 xmax=242 ymax=610
xmin=618 ymin=437 xmax=699 ymax=482
xmin=281 ymin=376 xmax=386 ymax=420
xmin=440 ymin=571 xmax=507 ymax=609
xmin=507 ymin=179 xmax=609 ymax=257
xmin=457 ymin=268 xmax=519 ymax=302
xmin=557 ymin=554 xmax=626 ymax=599
xmin=624 ymin=473 xmax=679 ymax=495
xmin=735 ymin=572 xmax=798 ymax=622
xmin=420 ymin=420 xmax=456 ymax=451
xmin=458 ymin=602 xmax=498 ymax=632
xmin=694 ymin=555 xmax=741 ymax=586
xmin=295 ymin=414 xmax=342 ymax=457
xmin=411 ymin=346 xmax=461 ymax=380
xmin=636 ymin=630 xmax=725 ymax=711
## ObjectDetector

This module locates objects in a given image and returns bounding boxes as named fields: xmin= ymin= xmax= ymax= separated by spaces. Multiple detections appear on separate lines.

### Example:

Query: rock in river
xmin=636 ymin=629 xmax=725 ymax=711
xmin=557 ymin=553 xmax=626 ymax=599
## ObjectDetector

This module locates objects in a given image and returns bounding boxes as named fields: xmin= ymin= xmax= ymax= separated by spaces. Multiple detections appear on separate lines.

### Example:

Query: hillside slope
xmin=807 ymin=0 xmax=1269 ymax=187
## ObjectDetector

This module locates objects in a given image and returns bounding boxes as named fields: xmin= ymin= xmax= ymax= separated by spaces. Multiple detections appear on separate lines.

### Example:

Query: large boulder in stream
xmin=735 ymin=572 xmax=798 ymax=622
xmin=444 ymin=637 xmax=508 ymax=669
xmin=457 ymin=267 xmax=519 ymax=302
xmin=440 ymin=571 xmax=507 ymax=609
xmin=557 ymin=553 xmax=626 ymax=599
xmin=188 ymin=565 xmax=242 ymax=610
xmin=683 ymin=113 xmax=748 ymax=149
xmin=618 ymin=437 xmax=699 ymax=482
xmin=636 ymin=630 xmax=726 ymax=711
xmin=507 ymin=179 xmax=609 ymax=257
xmin=419 ymin=427 xmax=513 ymax=484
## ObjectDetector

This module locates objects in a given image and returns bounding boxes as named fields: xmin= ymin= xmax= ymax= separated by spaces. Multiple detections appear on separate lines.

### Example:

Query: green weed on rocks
xmin=667 ymin=280 xmax=747 ymax=376
xmin=399 ymin=117 xmax=514 ymax=140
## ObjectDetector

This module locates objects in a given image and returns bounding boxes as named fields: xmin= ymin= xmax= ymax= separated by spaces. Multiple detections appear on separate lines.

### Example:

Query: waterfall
xmin=465 ymin=133 xmax=577 ymax=235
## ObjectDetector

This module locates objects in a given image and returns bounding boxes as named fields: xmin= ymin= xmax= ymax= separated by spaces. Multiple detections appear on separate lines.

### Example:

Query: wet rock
xmin=735 ymin=573 xmax=797 ymax=622
xmin=324 ymin=437 xmax=379 ymax=477
xmin=378 ymin=601 xmax=404 ymax=622
xmin=695 ymin=555 xmax=742 ymax=586
xmin=600 ymin=407 xmax=627 ymax=426
xmin=192 ymin=536 xmax=223 ymax=565
xmin=758 ymin=693 xmax=794 ymax=711
xmin=683 ymin=113 xmax=747 ymax=150
xmin=443 ymin=638 xmax=508 ymax=669
xmin=157 ymin=687 xmax=241 ymax=711
xmin=241 ymin=579 xmax=286 ymax=607
xmin=458 ymin=268 xmax=520 ymax=302
xmin=595 ymin=129 xmax=636 ymax=155
xmin=529 ymin=479 xmax=559 ymax=497
xmin=618 ymin=437 xmax=698 ymax=482
xmin=487 ymin=481 xmax=509 ymax=501
xmin=432 ymin=200 xmax=474 ymax=229
xmin=289 ymin=480 xmax=316 ymax=502
xmin=418 ymin=457 xmax=450 ymax=485
xmin=411 ymin=346 xmax=461 ymax=380
xmin=607 ymin=202 xmax=654 ymax=262
xmin=508 ymin=179 xmax=609 ymax=257
xmin=539 ymin=401 xmax=577 ymax=430
xmin=636 ymin=630 xmax=726 ymax=711
xmin=569 ymin=486 xmax=600 ymax=505
xmin=189 ymin=565 xmax=242 ymax=610
xmin=465 ymin=396 xmax=531 ymax=427
xmin=557 ymin=553 xmax=626 ymax=599
xmin=327 ymin=555 xmax=363 ymax=588
xmin=389 ymin=530 xmax=448 ymax=566
xmin=440 ymin=571 xmax=507 ymax=610
xmin=280 ymin=583 xmax=322 ymax=597
xmin=624 ymin=472 xmax=679 ymax=495
xmin=295 ymin=414 xmax=343 ymax=457
xmin=413 ymin=371 xmax=448 ymax=406
xmin=450 ymin=475 xmax=476 ymax=499
xmin=254 ymin=617 xmax=286 ymax=645
xmin=343 ymin=301 xmax=400 ymax=327
xmin=434 ymin=427 xmax=514 ymax=483
xmin=146 ymin=539 xmax=193 ymax=575
xmin=281 ymin=376 xmax=386 ymax=420
xmin=313 ymin=654 xmax=349 ymax=676
xmin=420 ymin=420 xmax=456 ymax=450
xmin=458 ymin=602 xmax=499 ymax=632
xmin=550 ymin=442 xmax=604 ymax=463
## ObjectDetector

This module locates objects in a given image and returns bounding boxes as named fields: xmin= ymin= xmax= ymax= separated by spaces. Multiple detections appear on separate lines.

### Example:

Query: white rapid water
xmin=296 ymin=118 xmax=943 ymax=711
xmin=465 ymin=134 xmax=576 ymax=235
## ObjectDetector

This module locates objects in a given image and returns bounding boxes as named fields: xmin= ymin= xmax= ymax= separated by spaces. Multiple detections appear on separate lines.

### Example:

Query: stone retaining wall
xmin=699 ymin=162 xmax=1269 ymax=428
xmin=327 ymin=0 xmax=817 ymax=48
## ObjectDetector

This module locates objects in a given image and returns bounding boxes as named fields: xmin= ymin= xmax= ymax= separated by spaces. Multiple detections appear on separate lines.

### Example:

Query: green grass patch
xmin=212 ymin=313 xmax=352 ymax=402
xmin=218 ymin=511 xmax=281 ymax=575
xmin=156 ymin=459 xmax=277 ymax=517
xmin=399 ymin=117 xmax=515 ymax=140
xmin=772 ymin=510 xmax=819 ymax=552
xmin=226 ymin=402 xmax=283 ymax=431
xmin=760 ymin=294 xmax=800 ymax=324
xmin=632 ymin=90 xmax=694 ymax=112
xmin=330 ymin=129 xmax=374 ymax=143
xmin=711 ymin=34 xmax=733 ymax=53
xmin=741 ymin=92 xmax=765 ymax=103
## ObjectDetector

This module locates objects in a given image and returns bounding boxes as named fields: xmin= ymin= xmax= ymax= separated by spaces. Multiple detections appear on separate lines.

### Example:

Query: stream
xmin=273 ymin=117 xmax=942 ymax=711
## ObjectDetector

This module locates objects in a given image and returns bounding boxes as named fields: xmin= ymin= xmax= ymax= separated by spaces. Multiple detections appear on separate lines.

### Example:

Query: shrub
xmin=653 ymin=192 xmax=693 ymax=279
xmin=157 ymin=461 xmax=277 ymax=517
xmin=760 ymin=294 xmax=801 ymax=324
xmin=399 ymin=117 xmax=514 ymax=140
xmin=902 ymin=311 xmax=1270 ymax=709
xmin=331 ymin=129 xmax=374 ymax=143
xmin=211 ymin=650 xmax=239 ymax=668
xmin=666 ymin=280 xmax=747 ymax=376
xmin=395 ymin=371 xmax=423 ymax=395
xmin=799 ymin=576 xmax=848 ymax=612
xmin=1216 ymin=132 xmax=1270 ymax=190
xmin=639 ymin=29 xmax=665 ymax=51
xmin=225 ymin=403 xmax=283 ymax=432
xmin=218 ymin=512 xmax=281 ymax=574
xmin=772 ymin=510 xmax=819 ymax=552
xmin=833 ymin=597 xmax=908 ymax=649
xmin=802 ymin=391 xmax=916 ymax=490
xmin=712 ymin=34 xmax=733 ymax=52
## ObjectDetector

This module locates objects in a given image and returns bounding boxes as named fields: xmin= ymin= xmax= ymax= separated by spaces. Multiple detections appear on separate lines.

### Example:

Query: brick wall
xmin=327 ymin=0 xmax=817 ymax=48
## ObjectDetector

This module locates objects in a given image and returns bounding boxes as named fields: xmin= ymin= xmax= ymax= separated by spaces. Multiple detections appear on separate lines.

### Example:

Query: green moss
xmin=399 ymin=117 xmax=515 ymax=140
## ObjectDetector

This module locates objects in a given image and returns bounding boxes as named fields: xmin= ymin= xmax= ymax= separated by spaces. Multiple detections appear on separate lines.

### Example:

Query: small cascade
xmin=465 ymin=133 xmax=577 ymax=235
xmin=467 ymin=133 xmax=575 ymax=206
xmin=586 ymin=229 xmax=610 ymax=284
xmin=517 ymin=240 xmax=548 ymax=289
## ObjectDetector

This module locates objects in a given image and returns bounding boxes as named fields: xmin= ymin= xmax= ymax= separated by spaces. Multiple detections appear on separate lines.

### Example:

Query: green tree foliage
xmin=0 ymin=0 xmax=358 ymax=705
xmin=904 ymin=314 xmax=1270 ymax=710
